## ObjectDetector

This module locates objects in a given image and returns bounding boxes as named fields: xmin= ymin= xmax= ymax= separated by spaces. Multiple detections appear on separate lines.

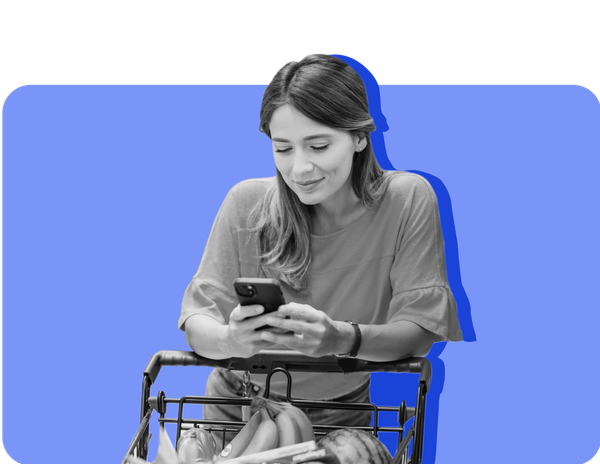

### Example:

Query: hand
xmin=226 ymin=304 xmax=281 ymax=358
xmin=258 ymin=303 xmax=351 ymax=357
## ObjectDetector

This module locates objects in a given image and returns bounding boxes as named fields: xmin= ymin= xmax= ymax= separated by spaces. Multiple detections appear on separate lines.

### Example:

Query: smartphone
xmin=233 ymin=278 xmax=286 ymax=329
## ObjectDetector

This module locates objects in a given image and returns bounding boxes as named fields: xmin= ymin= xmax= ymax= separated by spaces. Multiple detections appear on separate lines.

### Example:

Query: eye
xmin=311 ymin=144 xmax=329 ymax=152
xmin=274 ymin=147 xmax=292 ymax=154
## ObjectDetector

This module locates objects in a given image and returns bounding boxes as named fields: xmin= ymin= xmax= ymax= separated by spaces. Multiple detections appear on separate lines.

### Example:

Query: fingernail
xmin=255 ymin=306 xmax=263 ymax=314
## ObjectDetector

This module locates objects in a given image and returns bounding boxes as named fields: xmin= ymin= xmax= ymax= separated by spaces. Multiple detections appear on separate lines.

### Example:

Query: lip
xmin=294 ymin=178 xmax=324 ymax=192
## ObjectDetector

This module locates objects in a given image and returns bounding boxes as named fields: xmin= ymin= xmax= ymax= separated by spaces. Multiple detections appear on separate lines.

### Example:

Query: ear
xmin=354 ymin=135 xmax=367 ymax=153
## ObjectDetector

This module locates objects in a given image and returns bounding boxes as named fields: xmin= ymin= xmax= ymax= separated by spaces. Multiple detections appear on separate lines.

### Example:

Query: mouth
xmin=296 ymin=178 xmax=323 ymax=186
xmin=294 ymin=178 xmax=324 ymax=192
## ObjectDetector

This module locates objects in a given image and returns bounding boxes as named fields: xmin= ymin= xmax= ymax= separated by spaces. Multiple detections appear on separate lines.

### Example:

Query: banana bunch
xmin=255 ymin=396 xmax=316 ymax=447
xmin=217 ymin=396 xmax=315 ymax=461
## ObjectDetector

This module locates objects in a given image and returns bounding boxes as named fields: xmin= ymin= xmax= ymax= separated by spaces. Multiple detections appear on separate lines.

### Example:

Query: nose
xmin=292 ymin=149 xmax=314 ymax=176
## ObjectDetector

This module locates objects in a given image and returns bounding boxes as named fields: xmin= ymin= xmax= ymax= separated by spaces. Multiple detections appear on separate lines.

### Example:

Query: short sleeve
xmin=386 ymin=175 xmax=463 ymax=342
xmin=178 ymin=179 xmax=273 ymax=331
xmin=178 ymin=186 xmax=243 ymax=330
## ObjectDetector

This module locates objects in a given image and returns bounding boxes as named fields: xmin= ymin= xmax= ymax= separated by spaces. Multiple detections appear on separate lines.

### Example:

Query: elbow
xmin=184 ymin=323 xmax=200 ymax=355
xmin=183 ymin=315 xmax=229 ymax=360
xmin=183 ymin=317 xmax=207 ymax=356
xmin=413 ymin=340 xmax=434 ymax=358
xmin=409 ymin=328 xmax=436 ymax=358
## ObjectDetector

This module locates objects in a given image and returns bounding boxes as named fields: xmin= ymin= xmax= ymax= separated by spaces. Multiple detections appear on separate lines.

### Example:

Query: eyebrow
xmin=272 ymin=134 xmax=334 ymax=143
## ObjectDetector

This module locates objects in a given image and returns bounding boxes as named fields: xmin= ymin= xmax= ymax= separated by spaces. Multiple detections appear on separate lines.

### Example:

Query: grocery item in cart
xmin=224 ymin=441 xmax=318 ymax=464
xmin=127 ymin=426 xmax=217 ymax=464
xmin=127 ymin=426 xmax=178 ymax=464
xmin=231 ymin=406 xmax=278 ymax=457
xmin=178 ymin=427 xmax=218 ymax=463
xmin=218 ymin=396 xmax=318 ymax=461
xmin=251 ymin=396 xmax=316 ymax=443
xmin=317 ymin=428 xmax=392 ymax=464
xmin=218 ymin=408 xmax=264 ymax=460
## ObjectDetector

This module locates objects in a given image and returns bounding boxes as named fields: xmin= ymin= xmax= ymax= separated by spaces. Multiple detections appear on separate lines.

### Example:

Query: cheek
xmin=273 ymin=156 xmax=285 ymax=172
xmin=329 ymin=151 xmax=354 ymax=177
xmin=274 ymin=156 xmax=292 ymax=177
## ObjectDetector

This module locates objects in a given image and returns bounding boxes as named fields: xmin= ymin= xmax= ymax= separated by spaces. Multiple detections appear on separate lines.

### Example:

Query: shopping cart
xmin=122 ymin=350 xmax=431 ymax=464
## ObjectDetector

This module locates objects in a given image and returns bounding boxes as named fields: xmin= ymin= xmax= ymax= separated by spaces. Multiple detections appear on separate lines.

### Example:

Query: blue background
xmin=3 ymin=85 xmax=600 ymax=463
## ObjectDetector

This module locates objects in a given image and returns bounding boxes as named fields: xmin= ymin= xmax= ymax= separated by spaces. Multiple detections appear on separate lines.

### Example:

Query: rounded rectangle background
xmin=3 ymin=85 xmax=599 ymax=463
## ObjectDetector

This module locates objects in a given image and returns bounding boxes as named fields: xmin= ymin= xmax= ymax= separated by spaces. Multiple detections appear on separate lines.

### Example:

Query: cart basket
xmin=124 ymin=350 xmax=431 ymax=464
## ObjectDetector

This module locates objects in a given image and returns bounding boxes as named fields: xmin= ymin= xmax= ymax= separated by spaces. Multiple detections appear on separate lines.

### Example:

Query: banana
xmin=240 ymin=406 xmax=279 ymax=456
xmin=274 ymin=407 xmax=301 ymax=447
xmin=218 ymin=409 xmax=262 ymax=460
xmin=252 ymin=396 xmax=315 ymax=444
xmin=276 ymin=402 xmax=315 ymax=443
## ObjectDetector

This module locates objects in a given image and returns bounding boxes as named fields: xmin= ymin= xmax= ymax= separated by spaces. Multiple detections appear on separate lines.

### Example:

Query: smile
xmin=294 ymin=178 xmax=324 ymax=192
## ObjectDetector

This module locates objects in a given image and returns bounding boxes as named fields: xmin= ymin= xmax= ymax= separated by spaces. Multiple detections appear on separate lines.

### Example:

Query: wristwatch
xmin=334 ymin=320 xmax=362 ymax=358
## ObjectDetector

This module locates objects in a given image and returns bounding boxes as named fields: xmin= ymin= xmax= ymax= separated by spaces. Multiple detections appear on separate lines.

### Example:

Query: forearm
xmin=184 ymin=314 xmax=232 ymax=360
xmin=337 ymin=320 xmax=435 ymax=362
xmin=263 ymin=304 xmax=436 ymax=361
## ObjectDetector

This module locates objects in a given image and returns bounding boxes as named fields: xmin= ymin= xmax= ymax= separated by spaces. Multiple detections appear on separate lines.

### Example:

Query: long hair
xmin=251 ymin=54 xmax=388 ymax=292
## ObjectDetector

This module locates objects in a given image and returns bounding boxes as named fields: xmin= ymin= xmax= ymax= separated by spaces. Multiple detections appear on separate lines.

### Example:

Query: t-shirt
xmin=179 ymin=171 xmax=463 ymax=399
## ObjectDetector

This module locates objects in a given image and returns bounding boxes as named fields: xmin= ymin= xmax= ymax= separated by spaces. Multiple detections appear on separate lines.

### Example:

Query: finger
xmin=277 ymin=303 xmax=320 ymax=322
xmin=230 ymin=304 xmax=264 ymax=322
xmin=260 ymin=330 xmax=302 ymax=347
xmin=243 ymin=311 xmax=284 ymax=331
xmin=265 ymin=315 xmax=312 ymax=334
xmin=263 ymin=326 xmax=293 ymax=334
xmin=252 ymin=340 xmax=277 ymax=351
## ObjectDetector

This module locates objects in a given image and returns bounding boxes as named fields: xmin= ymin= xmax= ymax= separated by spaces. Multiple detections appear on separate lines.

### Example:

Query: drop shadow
xmin=333 ymin=54 xmax=476 ymax=464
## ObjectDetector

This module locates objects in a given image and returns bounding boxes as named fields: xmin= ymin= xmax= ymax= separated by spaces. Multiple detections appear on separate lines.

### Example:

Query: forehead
xmin=269 ymin=105 xmax=341 ymax=141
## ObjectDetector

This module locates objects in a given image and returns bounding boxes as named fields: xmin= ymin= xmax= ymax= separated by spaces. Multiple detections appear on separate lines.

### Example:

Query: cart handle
xmin=143 ymin=350 xmax=431 ymax=391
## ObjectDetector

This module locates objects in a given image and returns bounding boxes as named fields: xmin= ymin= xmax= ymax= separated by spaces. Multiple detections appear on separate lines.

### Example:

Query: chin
xmin=294 ymin=191 xmax=323 ymax=206
xmin=296 ymin=196 xmax=321 ymax=206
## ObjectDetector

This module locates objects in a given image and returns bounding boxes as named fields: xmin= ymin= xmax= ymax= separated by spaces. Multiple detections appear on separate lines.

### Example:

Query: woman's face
xmin=269 ymin=104 xmax=364 ymax=212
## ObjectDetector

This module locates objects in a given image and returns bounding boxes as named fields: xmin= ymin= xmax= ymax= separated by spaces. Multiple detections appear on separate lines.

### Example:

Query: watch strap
xmin=336 ymin=320 xmax=362 ymax=358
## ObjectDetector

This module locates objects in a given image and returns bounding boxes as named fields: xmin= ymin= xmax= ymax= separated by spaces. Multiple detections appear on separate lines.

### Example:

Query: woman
xmin=178 ymin=54 xmax=463 ymax=432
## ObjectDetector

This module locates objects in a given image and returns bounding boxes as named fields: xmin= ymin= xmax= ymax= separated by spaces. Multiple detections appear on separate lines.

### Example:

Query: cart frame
xmin=123 ymin=350 xmax=431 ymax=464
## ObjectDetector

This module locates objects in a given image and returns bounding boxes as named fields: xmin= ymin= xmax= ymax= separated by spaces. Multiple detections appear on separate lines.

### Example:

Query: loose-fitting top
xmin=179 ymin=171 xmax=463 ymax=399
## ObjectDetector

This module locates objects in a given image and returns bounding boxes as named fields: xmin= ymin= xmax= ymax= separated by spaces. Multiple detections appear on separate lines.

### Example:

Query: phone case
xmin=233 ymin=278 xmax=286 ymax=314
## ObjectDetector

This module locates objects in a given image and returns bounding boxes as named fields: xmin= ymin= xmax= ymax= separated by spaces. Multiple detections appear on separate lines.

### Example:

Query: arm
xmin=352 ymin=320 xmax=435 ymax=361
xmin=184 ymin=314 xmax=231 ymax=360
xmin=184 ymin=305 xmax=280 ymax=360
xmin=179 ymin=180 xmax=280 ymax=359
xmin=261 ymin=304 xmax=435 ymax=361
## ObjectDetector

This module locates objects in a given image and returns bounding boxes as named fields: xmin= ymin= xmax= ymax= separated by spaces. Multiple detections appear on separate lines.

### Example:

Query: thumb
xmin=230 ymin=304 xmax=264 ymax=321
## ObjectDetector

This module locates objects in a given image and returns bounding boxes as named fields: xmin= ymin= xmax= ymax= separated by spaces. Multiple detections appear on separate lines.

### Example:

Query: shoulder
xmin=223 ymin=177 xmax=276 ymax=212
xmin=217 ymin=178 xmax=275 ymax=230
xmin=382 ymin=171 xmax=438 ymax=206
xmin=229 ymin=177 xmax=275 ymax=196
